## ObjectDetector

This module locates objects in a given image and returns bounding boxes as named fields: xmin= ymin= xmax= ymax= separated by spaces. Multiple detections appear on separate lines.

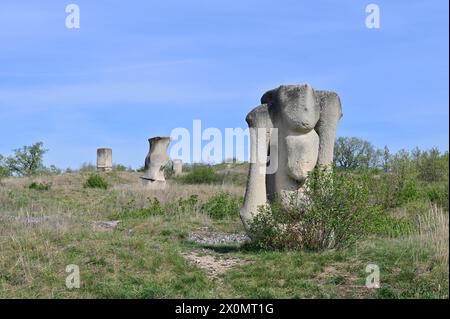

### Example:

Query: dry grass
xmin=415 ymin=205 xmax=449 ymax=266
xmin=0 ymin=172 xmax=244 ymax=218
xmin=0 ymin=171 xmax=448 ymax=298
xmin=0 ymin=172 xmax=246 ymax=298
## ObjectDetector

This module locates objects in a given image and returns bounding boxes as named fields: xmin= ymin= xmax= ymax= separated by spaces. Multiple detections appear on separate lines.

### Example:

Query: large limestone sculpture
xmin=240 ymin=84 xmax=342 ymax=229
xmin=140 ymin=137 xmax=171 ymax=187
xmin=97 ymin=148 xmax=112 ymax=172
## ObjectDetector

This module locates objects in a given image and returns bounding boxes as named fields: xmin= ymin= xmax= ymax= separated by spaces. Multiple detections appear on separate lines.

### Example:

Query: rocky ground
xmin=187 ymin=227 xmax=249 ymax=246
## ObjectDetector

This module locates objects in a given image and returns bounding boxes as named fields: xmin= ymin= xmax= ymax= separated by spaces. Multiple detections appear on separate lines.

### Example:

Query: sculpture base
xmin=140 ymin=178 xmax=166 ymax=189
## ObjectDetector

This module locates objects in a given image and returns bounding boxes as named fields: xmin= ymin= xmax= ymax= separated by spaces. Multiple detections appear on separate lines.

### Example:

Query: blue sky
xmin=0 ymin=0 xmax=448 ymax=169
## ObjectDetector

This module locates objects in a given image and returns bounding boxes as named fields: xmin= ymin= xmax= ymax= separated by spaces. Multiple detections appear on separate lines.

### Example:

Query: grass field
xmin=0 ymin=168 xmax=448 ymax=299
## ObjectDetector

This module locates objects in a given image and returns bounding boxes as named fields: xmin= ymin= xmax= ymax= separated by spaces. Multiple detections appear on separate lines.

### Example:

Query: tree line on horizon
xmin=0 ymin=137 xmax=448 ymax=184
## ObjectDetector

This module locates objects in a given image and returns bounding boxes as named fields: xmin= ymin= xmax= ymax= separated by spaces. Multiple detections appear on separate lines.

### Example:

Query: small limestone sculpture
xmin=173 ymin=159 xmax=183 ymax=176
xmin=140 ymin=137 xmax=171 ymax=187
xmin=241 ymin=84 xmax=342 ymax=229
xmin=97 ymin=148 xmax=112 ymax=172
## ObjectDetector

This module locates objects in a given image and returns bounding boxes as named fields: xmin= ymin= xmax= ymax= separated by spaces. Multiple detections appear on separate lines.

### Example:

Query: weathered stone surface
xmin=240 ymin=104 xmax=273 ymax=226
xmin=241 ymin=84 xmax=342 ymax=228
xmin=97 ymin=148 xmax=112 ymax=172
xmin=172 ymin=159 xmax=183 ymax=176
xmin=140 ymin=137 xmax=170 ymax=187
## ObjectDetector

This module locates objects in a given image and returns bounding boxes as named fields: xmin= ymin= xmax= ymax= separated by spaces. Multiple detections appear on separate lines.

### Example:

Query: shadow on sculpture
xmin=240 ymin=84 xmax=343 ymax=229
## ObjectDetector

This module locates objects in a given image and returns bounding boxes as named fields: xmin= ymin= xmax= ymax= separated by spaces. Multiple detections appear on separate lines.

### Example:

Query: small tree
xmin=334 ymin=137 xmax=381 ymax=170
xmin=382 ymin=145 xmax=391 ymax=172
xmin=375 ymin=150 xmax=419 ymax=208
xmin=6 ymin=142 xmax=48 ymax=176
xmin=0 ymin=154 xmax=10 ymax=181
xmin=413 ymin=148 xmax=448 ymax=182
xmin=47 ymin=165 xmax=62 ymax=175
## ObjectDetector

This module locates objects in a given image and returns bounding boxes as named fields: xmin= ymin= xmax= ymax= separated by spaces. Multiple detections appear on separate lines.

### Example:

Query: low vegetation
xmin=0 ymin=137 xmax=447 ymax=298
xmin=28 ymin=182 xmax=52 ymax=191
xmin=178 ymin=165 xmax=222 ymax=184
xmin=84 ymin=174 xmax=109 ymax=190
xmin=202 ymin=192 xmax=242 ymax=220
xmin=249 ymin=168 xmax=378 ymax=251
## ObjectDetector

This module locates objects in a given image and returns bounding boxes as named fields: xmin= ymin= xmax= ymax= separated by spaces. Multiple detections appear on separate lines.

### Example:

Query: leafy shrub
xmin=412 ymin=148 xmax=449 ymax=182
xmin=146 ymin=198 xmax=165 ymax=216
xmin=423 ymin=183 xmax=449 ymax=211
xmin=248 ymin=168 xmax=378 ymax=251
xmin=371 ymin=152 xmax=420 ymax=209
xmin=28 ymin=182 xmax=51 ymax=191
xmin=84 ymin=174 xmax=108 ymax=189
xmin=178 ymin=165 xmax=221 ymax=184
xmin=371 ymin=174 xmax=419 ymax=209
xmin=202 ymin=192 xmax=241 ymax=219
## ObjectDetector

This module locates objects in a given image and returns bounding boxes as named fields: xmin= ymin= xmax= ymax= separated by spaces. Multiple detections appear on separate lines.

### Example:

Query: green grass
xmin=0 ymin=171 xmax=447 ymax=299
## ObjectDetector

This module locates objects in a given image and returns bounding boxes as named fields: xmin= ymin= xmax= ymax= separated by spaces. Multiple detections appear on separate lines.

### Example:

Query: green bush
xmin=370 ymin=152 xmax=420 ymax=209
xmin=413 ymin=148 xmax=448 ymax=182
xmin=178 ymin=165 xmax=221 ymax=184
xmin=84 ymin=174 xmax=108 ymax=189
xmin=248 ymin=168 xmax=378 ymax=251
xmin=423 ymin=182 xmax=449 ymax=211
xmin=202 ymin=192 xmax=241 ymax=219
xmin=28 ymin=182 xmax=51 ymax=191
xmin=371 ymin=173 xmax=419 ymax=209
